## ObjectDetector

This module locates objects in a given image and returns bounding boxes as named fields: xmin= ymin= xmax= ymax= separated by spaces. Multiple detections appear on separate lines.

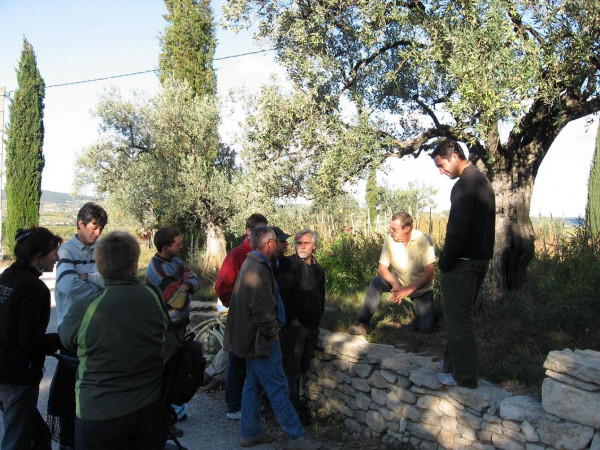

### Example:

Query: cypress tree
xmin=4 ymin=38 xmax=45 ymax=255
xmin=159 ymin=0 xmax=217 ymax=97
xmin=585 ymin=124 xmax=600 ymax=236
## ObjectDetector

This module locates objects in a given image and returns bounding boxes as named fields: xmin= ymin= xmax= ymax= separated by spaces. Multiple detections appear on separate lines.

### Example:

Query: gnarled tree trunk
xmin=204 ymin=221 xmax=226 ymax=275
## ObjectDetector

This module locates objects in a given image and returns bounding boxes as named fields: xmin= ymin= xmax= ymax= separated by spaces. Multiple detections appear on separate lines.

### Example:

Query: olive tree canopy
xmin=226 ymin=0 xmax=600 ymax=296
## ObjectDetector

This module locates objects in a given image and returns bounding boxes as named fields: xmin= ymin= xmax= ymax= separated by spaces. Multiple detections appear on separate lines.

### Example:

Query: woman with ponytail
xmin=0 ymin=227 xmax=63 ymax=450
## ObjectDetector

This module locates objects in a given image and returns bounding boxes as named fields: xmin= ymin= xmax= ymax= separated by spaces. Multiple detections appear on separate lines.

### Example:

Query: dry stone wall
xmin=304 ymin=330 xmax=600 ymax=450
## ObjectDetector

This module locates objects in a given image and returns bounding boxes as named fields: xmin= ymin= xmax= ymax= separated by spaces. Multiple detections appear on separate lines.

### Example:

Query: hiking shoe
xmin=438 ymin=359 xmax=451 ymax=374
xmin=168 ymin=425 xmax=184 ymax=438
xmin=347 ymin=322 xmax=370 ymax=336
xmin=226 ymin=410 xmax=242 ymax=420
xmin=201 ymin=376 xmax=225 ymax=392
xmin=240 ymin=432 xmax=276 ymax=447
xmin=436 ymin=371 xmax=458 ymax=386
xmin=287 ymin=434 xmax=323 ymax=450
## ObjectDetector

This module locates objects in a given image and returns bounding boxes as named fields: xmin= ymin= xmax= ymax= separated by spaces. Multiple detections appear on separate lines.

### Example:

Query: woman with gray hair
xmin=59 ymin=231 xmax=168 ymax=450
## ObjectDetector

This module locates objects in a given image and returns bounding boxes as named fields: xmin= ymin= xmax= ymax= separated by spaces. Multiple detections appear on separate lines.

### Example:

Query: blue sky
xmin=0 ymin=0 xmax=597 ymax=217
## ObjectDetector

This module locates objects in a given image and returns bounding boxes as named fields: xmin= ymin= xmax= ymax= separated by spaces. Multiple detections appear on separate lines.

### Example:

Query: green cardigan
xmin=58 ymin=277 xmax=168 ymax=421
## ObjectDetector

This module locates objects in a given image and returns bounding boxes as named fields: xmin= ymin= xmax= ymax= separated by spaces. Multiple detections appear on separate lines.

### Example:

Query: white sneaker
xmin=436 ymin=371 xmax=458 ymax=386
xmin=226 ymin=411 xmax=241 ymax=420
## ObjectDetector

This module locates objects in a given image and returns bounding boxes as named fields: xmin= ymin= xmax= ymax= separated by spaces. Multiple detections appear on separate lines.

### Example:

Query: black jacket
xmin=0 ymin=261 xmax=61 ymax=385
xmin=276 ymin=254 xmax=325 ymax=330
xmin=439 ymin=165 xmax=496 ymax=271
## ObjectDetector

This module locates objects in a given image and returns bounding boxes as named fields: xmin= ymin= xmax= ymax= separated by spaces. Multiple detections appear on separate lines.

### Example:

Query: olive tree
xmin=226 ymin=0 xmax=600 ymax=297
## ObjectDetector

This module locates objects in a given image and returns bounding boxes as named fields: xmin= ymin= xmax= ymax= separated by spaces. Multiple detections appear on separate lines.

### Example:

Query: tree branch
xmin=412 ymin=95 xmax=441 ymax=128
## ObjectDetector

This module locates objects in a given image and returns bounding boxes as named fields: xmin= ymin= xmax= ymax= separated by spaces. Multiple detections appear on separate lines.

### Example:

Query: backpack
xmin=163 ymin=331 xmax=205 ymax=406
xmin=146 ymin=283 xmax=206 ymax=409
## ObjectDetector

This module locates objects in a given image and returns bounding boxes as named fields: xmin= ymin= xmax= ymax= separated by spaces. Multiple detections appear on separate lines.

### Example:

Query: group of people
xmin=0 ymin=138 xmax=495 ymax=449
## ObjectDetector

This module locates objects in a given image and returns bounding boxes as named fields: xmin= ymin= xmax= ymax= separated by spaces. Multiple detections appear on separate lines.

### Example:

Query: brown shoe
xmin=347 ymin=322 xmax=369 ymax=336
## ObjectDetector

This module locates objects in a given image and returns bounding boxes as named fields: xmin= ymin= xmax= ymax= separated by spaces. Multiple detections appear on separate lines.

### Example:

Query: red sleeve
xmin=215 ymin=241 xmax=250 ymax=307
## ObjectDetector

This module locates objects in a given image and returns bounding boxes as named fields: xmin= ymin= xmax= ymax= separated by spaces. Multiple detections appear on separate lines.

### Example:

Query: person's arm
xmin=180 ymin=264 xmax=201 ymax=294
xmin=55 ymin=246 xmax=103 ymax=301
xmin=389 ymin=263 xmax=434 ymax=302
xmin=277 ymin=258 xmax=299 ymax=326
xmin=17 ymin=283 xmax=61 ymax=355
xmin=247 ymin=265 xmax=279 ymax=340
xmin=214 ymin=252 xmax=240 ymax=307
xmin=439 ymin=181 xmax=475 ymax=271
xmin=58 ymin=297 xmax=92 ymax=353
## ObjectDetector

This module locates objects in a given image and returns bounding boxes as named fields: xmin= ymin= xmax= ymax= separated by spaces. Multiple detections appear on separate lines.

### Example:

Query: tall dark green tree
xmin=159 ymin=0 xmax=217 ymax=97
xmin=4 ymin=38 xmax=45 ymax=254
xmin=586 ymin=124 xmax=600 ymax=236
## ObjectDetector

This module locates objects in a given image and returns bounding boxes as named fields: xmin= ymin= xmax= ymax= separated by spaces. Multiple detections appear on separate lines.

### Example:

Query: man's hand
xmin=183 ymin=271 xmax=195 ymax=281
xmin=389 ymin=285 xmax=415 ymax=303
xmin=78 ymin=273 xmax=89 ymax=281
xmin=290 ymin=318 xmax=301 ymax=327
xmin=178 ymin=284 xmax=189 ymax=292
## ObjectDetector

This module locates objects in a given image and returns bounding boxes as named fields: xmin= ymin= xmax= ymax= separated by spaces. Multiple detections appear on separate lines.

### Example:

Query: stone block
xmin=387 ymin=385 xmax=417 ymax=407
xmin=380 ymin=369 xmax=397 ymax=383
xmin=351 ymin=377 xmax=371 ymax=393
xmin=524 ymin=444 xmax=546 ymax=450
xmin=344 ymin=418 xmax=362 ymax=433
xmin=440 ymin=415 xmax=459 ymax=434
xmin=537 ymin=418 xmax=594 ymax=450
xmin=439 ymin=398 xmax=459 ymax=417
xmin=420 ymin=410 xmax=441 ymax=426
xmin=491 ymin=432 xmax=526 ymax=450
xmin=409 ymin=365 xmax=440 ymax=389
xmin=500 ymin=395 xmax=546 ymax=422
xmin=449 ymin=384 xmax=511 ymax=412
xmin=406 ymin=421 xmax=440 ymax=441
xmin=417 ymin=394 xmax=440 ymax=410
xmin=332 ymin=358 xmax=351 ymax=372
xmin=542 ymin=378 xmax=600 ymax=428
xmin=352 ymin=363 xmax=374 ymax=378
xmin=543 ymin=348 xmax=600 ymax=384
xmin=454 ymin=436 xmax=477 ymax=449
xmin=318 ymin=378 xmax=337 ymax=389
xmin=503 ymin=427 xmax=526 ymax=444
xmin=437 ymin=428 xmax=455 ymax=449
xmin=403 ymin=405 xmax=422 ymax=422
xmin=456 ymin=409 xmax=482 ymax=430
xmin=501 ymin=419 xmax=521 ymax=431
xmin=457 ymin=423 xmax=477 ymax=441
xmin=366 ymin=410 xmax=386 ymax=433
xmin=355 ymin=392 xmax=371 ymax=410
xmin=591 ymin=431 xmax=600 ymax=450
xmin=520 ymin=420 xmax=539 ymax=443
xmin=368 ymin=371 xmax=389 ymax=388
xmin=545 ymin=369 xmax=599 ymax=392
xmin=371 ymin=387 xmax=388 ymax=406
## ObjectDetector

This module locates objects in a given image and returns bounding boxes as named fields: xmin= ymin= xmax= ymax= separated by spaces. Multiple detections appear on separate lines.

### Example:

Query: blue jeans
xmin=0 ymin=383 xmax=47 ymax=450
xmin=357 ymin=275 xmax=435 ymax=333
xmin=226 ymin=352 xmax=246 ymax=413
xmin=241 ymin=340 xmax=304 ymax=440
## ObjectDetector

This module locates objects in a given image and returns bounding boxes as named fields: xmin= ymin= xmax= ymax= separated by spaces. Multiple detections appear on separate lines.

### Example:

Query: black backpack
xmin=146 ymin=283 xmax=206 ymax=409
xmin=163 ymin=331 xmax=205 ymax=406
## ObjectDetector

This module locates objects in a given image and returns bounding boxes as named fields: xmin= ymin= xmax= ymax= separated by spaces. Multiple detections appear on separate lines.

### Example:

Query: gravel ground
xmin=1 ymin=271 xmax=387 ymax=450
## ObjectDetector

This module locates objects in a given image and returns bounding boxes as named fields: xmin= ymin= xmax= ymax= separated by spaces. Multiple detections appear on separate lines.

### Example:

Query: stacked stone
xmin=303 ymin=330 xmax=600 ymax=450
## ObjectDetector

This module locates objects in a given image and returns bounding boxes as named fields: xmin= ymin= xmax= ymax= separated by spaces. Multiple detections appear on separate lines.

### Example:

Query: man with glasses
xmin=224 ymin=227 xmax=322 ymax=449
xmin=348 ymin=212 xmax=436 ymax=336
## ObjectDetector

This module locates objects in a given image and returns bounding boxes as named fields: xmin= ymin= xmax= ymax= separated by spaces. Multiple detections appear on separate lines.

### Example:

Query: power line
xmin=6 ymin=48 xmax=273 ymax=95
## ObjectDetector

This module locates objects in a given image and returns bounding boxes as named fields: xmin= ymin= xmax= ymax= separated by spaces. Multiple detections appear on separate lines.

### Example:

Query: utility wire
xmin=5 ymin=49 xmax=273 ymax=95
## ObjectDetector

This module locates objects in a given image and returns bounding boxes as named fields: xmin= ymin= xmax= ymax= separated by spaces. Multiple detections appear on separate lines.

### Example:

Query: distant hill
xmin=1 ymin=190 xmax=94 ymax=203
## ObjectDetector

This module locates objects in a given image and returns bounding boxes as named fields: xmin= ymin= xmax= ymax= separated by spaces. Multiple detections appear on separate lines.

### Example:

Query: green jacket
xmin=58 ymin=277 xmax=168 ymax=421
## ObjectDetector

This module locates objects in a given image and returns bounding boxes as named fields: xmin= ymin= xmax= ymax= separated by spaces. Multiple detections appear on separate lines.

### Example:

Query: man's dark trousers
xmin=440 ymin=259 xmax=489 ymax=389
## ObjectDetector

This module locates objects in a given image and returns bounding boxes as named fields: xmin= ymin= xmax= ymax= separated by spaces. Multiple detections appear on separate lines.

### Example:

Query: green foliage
xmin=160 ymin=0 xmax=217 ymax=97
xmin=75 ymin=78 xmax=241 ymax=239
xmin=319 ymin=232 xmax=381 ymax=294
xmin=365 ymin=166 xmax=378 ymax=224
xmin=586 ymin=124 xmax=600 ymax=236
xmin=4 ymin=38 xmax=45 ymax=255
